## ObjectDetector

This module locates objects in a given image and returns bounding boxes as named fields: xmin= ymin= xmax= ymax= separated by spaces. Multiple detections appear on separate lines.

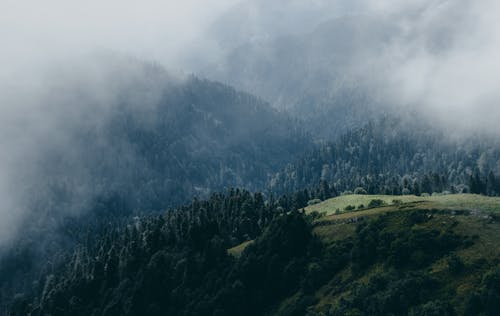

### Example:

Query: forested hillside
xmin=9 ymin=191 xmax=500 ymax=316
xmin=0 ymin=58 xmax=311 ymax=312
xmin=269 ymin=118 xmax=500 ymax=198
xmin=19 ymin=58 xmax=310 ymax=216
xmin=2 ymin=1 xmax=500 ymax=315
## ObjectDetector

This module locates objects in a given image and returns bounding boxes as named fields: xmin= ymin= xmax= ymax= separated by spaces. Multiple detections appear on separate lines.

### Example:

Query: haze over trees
xmin=1 ymin=1 xmax=500 ymax=315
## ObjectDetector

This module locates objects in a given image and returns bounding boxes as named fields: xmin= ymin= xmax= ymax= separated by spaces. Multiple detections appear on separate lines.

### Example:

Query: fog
xmin=1 ymin=0 xmax=236 ymax=247
xmin=0 ymin=56 xmax=164 ymax=246
xmin=2 ymin=0 xmax=500 ymax=127
xmin=381 ymin=0 xmax=500 ymax=134
xmin=187 ymin=0 xmax=500 ymax=135
xmin=1 ymin=0 xmax=500 ymax=246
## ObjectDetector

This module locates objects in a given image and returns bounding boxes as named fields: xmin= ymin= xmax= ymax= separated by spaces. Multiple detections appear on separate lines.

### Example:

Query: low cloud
xmin=0 ymin=0 xmax=499 ymax=246
xmin=380 ymin=0 xmax=500 ymax=135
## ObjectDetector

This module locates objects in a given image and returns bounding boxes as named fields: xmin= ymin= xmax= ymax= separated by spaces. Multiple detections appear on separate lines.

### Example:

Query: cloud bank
xmin=187 ymin=0 xmax=500 ymax=135
xmin=0 ymin=0 xmax=500 ymax=246
xmin=379 ymin=0 xmax=500 ymax=134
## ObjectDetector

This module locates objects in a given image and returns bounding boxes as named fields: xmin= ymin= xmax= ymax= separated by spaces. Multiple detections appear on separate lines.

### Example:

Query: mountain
xmin=0 ymin=56 xmax=312 ymax=311
xmin=16 ymin=56 xmax=311 ymax=216
xmin=193 ymin=13 xmax=400 ymax=139
xmin=268 ymin=118 xmax=500 ymax=198
xmin=10 ymin=191 xmax=500 ymax=315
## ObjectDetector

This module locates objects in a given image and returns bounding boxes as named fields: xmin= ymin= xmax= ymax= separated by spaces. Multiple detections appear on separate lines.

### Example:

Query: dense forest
xmin=0 ymin=59 xmax=312 ymax=313
xmin=8 ymin=190 xmax=499 ymax=315
xmin=269 ymin=118 xmax=500 ymax=198
xmin=2 ymin=1 xmax=500 ymax=315
xmin=2 ymin=101 xmax=500 ymax=314
xmin=19 ymin=59 xmax=310 ymax=215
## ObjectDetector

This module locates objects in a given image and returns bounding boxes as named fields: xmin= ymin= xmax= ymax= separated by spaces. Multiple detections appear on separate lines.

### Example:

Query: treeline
xmin=269 ymin=119 xmax=500 ymax=197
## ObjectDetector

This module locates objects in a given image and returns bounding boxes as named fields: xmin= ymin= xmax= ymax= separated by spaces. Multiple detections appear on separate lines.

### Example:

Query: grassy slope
xmin=306 ymin=193 xmax=500 ymax=216
xmin=230 ymin=194 xmax=500 ymax=255
xmin=227 ymin=240 xmax=254 ymax=258
xmin=228 ymin=194 xmax=500 ymax=314
xmin=305 ymin=194 xmax=500 ymax=314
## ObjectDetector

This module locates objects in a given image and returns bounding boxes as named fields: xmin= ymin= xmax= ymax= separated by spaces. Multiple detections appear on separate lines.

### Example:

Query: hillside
xmin=306 ymin=194 xmax=500 ymax=216
xmin=304 ymin=196 xmax=500 ymax=315
xmin=200 ymin=14 xmax=391 ymax=139
xmin=269 ymin=118 xmax=500 ymax=197
xmin=2 ymin=1 xmax=500 ymax=315
xmin=0 ymin=57 xmax=312 ymax=312
xmin=18 ymin=57 xmax=311 ymax=215
xmin=235 ymin=193 xmax=500 ymax=315
xmin=11 ymin=192 xmax=499 ymax=315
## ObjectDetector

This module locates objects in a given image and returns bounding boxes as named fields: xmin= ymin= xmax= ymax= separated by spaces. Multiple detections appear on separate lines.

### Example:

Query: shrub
xmin=392 ymin=199 xmax=402 ymax=205
xmin=345 ymin=205 xmax=356 ymax=211
xmin=368 ymin=199 xmax=385 ymax=208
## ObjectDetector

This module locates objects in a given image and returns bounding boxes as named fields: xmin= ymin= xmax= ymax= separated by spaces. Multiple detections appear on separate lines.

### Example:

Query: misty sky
xmin=2 ymin=0 xmax=499 ymax=128
xmin=1 ymin=0 xmax=500 ymax=245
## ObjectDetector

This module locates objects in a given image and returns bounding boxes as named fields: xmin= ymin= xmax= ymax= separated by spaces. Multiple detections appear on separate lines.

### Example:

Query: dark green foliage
xmin=10 ymin=193 xmax=319 ymax=316
xmin=269 ymin=119 xmax=500 ymax=198
xmin=312 ymin=211 xmax=470 ymax=315
xmin=344 ymin=205 xmax=356 ymax=211
xmin=330 ymin=271 xmax=439 ymax=315
xmin=409 ymin=300 xmax=456 ymax=316
xmin=0 ymin=63 xmax=312 ymax=311
xmin=465 ymin=267 xmax=500 ymax=316
xmin=447 ymin=254 xmax=464 ymax=275
xmin=215 ymin=210 xmax=319 ymax=316
xmin=8 ymin=201 xmax=490 ymax=316
xmin=367 ymin=199 xmax=385 ymax=208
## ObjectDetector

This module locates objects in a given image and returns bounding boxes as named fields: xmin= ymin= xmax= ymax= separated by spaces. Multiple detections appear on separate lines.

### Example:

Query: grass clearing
xmin=227 ymin=240 xmax=254 ymax=258
xmin=306 ymin=193 xmax=500 ymax=217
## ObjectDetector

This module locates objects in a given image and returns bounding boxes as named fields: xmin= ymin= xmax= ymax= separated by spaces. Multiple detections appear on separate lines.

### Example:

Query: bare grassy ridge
xmin=305 ymin=193 xmax=500 ymax=216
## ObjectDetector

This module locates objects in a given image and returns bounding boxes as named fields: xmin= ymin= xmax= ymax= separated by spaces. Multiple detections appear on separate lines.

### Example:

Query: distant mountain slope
xmin=195 ymin=14 xmax=398 ymax=139
xmin=0 ymin=56 xmax=311 ymax=311
xmin=268 ymin=118 xmax=500 ymax=197
xmin=12 ymin=56 xmax=311 ymax=221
